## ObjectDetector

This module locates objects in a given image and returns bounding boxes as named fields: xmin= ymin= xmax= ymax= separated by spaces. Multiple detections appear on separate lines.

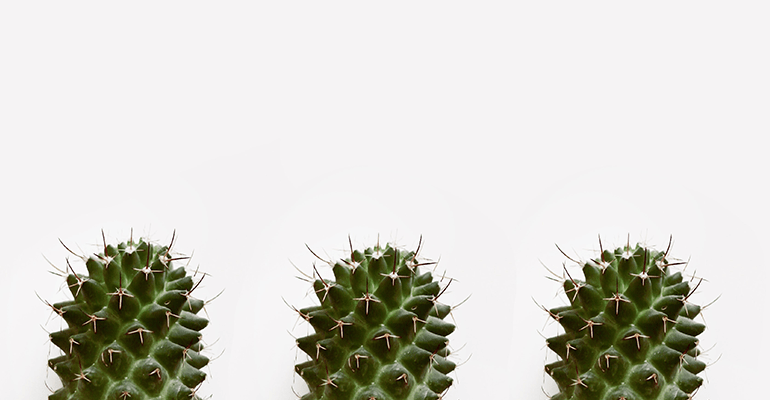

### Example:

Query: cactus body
xmin=294 ymin=242 xmax=456 ymax=400
xmin=544 ymin=241 xmax=706 ymax=400
xmin=46 ymin=236 xmax=209 ymax=400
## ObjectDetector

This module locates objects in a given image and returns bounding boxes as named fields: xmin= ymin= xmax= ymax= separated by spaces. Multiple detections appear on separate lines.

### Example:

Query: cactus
xmin=44 ymin=232 xmax=211 ymax=400
xmin=541 ymin=237 xmax=707 ymax=400
xmin=291 ymin=238 xmax=457 ymax=400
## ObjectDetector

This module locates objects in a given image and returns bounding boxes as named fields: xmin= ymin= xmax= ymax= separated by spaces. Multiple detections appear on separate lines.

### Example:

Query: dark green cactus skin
xmin=544 ymin=243 xmax=706 ymax=400
xmin=294 ymin=243 xmax=456 ymax=400
xmin=46 ymin=238 xmax=209 ymax=400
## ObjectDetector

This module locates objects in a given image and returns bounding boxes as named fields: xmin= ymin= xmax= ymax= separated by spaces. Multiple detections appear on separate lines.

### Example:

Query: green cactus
xmin=44 ymin=233 xmax=210 ymax=400
xmin=291 ymin=238 xmax=457 ymax=400
xmin=541 ymin=237 xmax=707 ymax=400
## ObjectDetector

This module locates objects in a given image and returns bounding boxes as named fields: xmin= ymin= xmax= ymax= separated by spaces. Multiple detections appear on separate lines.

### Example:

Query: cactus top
xmin=545 ymin=243 xmax=706 ymax=400
xmin=46 ymin=238 xmax=209 ymax=400
xmin=294 ymin=243 xmax=456 ymax=400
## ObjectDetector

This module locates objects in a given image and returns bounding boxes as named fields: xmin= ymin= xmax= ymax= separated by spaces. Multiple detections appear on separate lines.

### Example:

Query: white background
xmin=1 ymin=2 xmax=768 ymax=399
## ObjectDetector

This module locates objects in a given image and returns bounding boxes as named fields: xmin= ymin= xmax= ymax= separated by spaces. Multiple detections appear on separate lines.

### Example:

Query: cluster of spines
xmin=45 ymin=233 xmax=210 ymax=400
xmin=541 ymin=237 xmax=707 ymax=400
xmin=292 ymin=238 xmax=457 ymax=400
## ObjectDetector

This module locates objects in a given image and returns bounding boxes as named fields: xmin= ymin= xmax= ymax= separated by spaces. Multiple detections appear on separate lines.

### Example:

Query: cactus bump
xmin=541 ymin=236 xmax=708 ymax=400
xmin=291 ymin=237 xmax=457 ymax=400
xmin=44 ymin=232 xmax=211 ymax=400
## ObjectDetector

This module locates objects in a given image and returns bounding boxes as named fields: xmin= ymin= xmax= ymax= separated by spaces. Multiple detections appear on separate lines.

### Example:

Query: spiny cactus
xmin=44 ymin=232 xmax=211 ymax=400
xmin=291 ymin=238 xmax=457 ymax=400
xmin=540 ymin=237 xmax=708 ymax=400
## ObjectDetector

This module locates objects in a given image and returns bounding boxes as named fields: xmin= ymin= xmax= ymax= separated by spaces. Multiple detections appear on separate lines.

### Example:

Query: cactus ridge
xmin=293 ymin=240 xmax=456 ymax=400
xmin=45 ymin=234 xmax=210 ymax=400
xmin=543 ymin=238 xmax=707 ymax=400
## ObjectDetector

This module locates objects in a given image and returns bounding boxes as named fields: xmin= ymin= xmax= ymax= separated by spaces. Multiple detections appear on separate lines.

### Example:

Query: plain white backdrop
xmin=1 ymin=2 xmax=768 ymax=399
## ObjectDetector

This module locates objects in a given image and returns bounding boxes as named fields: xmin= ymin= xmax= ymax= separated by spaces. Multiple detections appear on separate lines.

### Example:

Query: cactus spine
xmin=292 ymin=238 xmax=457 ymax=400
xmin=542 ymin=237 xmax=707 ymax=400
xmin=45 ymin=233 xmax=210 ymax=400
